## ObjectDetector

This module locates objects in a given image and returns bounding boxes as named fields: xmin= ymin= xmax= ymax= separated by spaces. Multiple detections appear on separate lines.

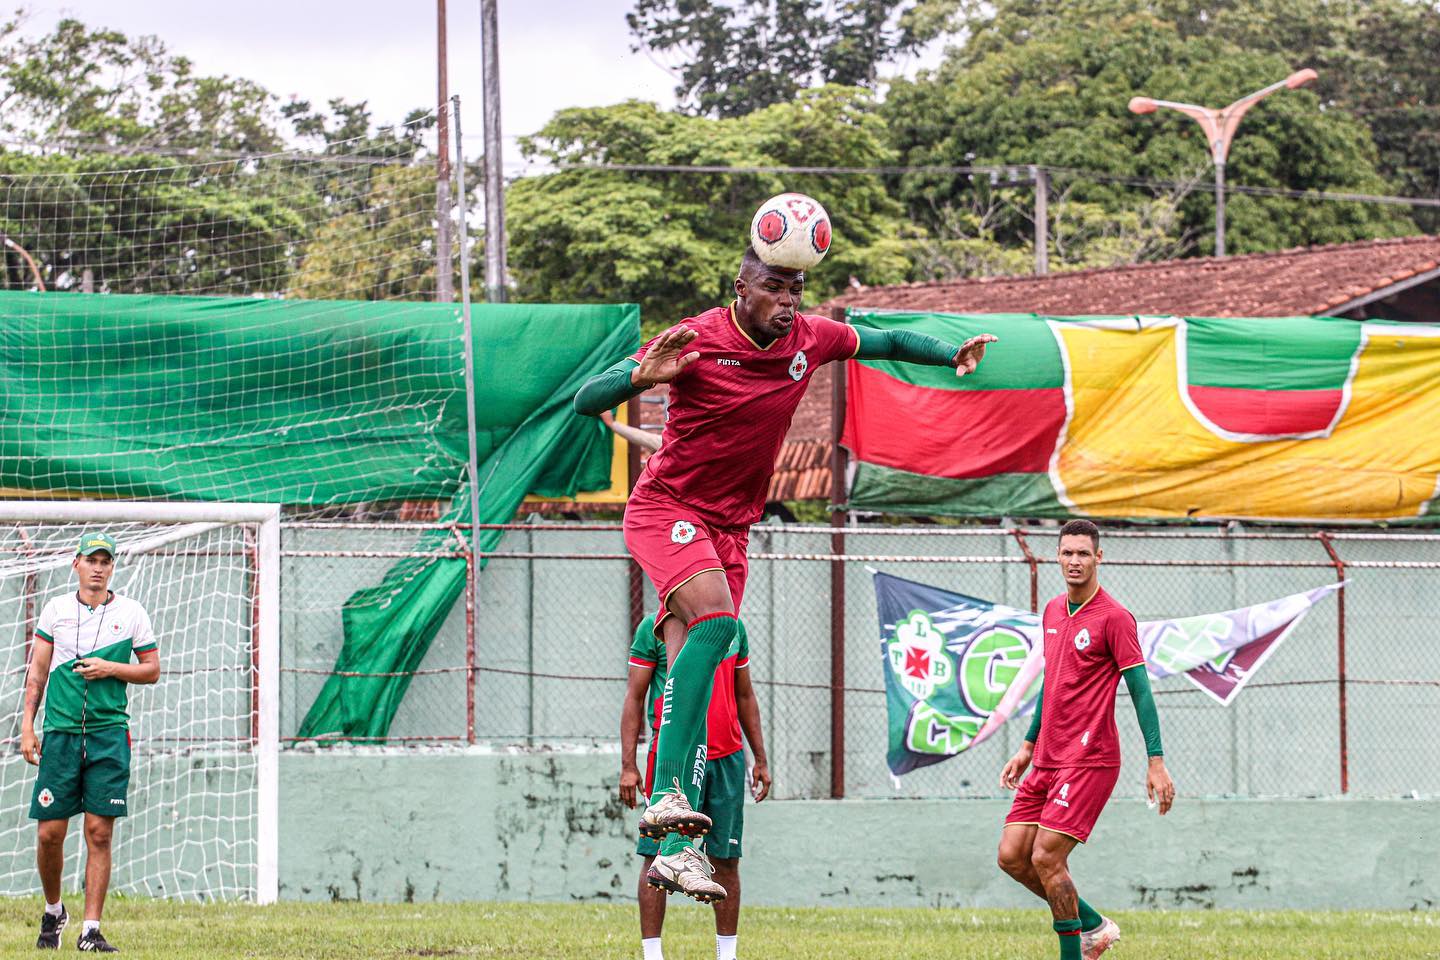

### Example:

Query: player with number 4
xmin=997 ymin=520 xmax=1175 ymax=960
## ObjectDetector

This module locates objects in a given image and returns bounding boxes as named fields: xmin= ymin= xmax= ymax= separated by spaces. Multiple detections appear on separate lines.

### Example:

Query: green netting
xmin=0 ymin=290 xmax=640 ymax=740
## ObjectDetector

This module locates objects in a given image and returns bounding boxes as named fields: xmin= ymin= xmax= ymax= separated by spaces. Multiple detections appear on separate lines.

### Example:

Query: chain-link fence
xmin=278 ymin=520 xmax=1440 ymax=802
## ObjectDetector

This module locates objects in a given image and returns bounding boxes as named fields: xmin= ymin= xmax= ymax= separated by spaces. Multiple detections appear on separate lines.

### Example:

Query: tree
xmin=0 ymin=14 xmax=285 ymax=152
xmin=882 ymin=11 xmax=1416 ymax=263
xmin=628 ymin=0 xmax=961 ymax=117
xmin=0 ymin=152 xmax=308 ymax=294
xmin=954 ymin=0 xmax=1440 ymax=230
xmin=507 ymin=87 xmax=910 ymax=333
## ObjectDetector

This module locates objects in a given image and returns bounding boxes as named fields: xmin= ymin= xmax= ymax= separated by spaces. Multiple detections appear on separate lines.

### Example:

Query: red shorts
xmin=1004 ymin=765 xmax=1120 ymax=843
xmin=623 ymin=492 xmax=748 ymax=630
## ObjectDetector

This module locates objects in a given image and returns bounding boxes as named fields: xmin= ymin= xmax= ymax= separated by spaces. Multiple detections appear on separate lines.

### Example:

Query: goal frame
xmin=0 ymin=500 xmax=281 ymax=904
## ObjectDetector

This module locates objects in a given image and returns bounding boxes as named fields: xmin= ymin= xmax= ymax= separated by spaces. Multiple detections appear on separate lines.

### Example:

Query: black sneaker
xmin=75 ymin=929 xmax=118 ymax=953
xmin=36 ymin=906 xmax=67 ymax=949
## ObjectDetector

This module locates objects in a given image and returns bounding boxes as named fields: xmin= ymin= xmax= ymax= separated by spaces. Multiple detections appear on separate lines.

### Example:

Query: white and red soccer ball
xmin=749 ymin=193 xmax=832 ymax=270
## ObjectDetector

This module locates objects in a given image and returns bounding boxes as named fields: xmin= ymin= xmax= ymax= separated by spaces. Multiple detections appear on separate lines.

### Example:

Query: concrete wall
xmin=278 ymin=751 xmax=1439 ymax=909
xmin=284 ymin=522 xmax=1440 ymax=800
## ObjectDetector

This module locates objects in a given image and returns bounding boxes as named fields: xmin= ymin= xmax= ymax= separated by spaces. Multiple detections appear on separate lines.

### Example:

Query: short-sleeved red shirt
xmin=1033 ymin=586 xmax=1145 ymax=769
xmin=630 ymin=303 xmax=858 ymax=528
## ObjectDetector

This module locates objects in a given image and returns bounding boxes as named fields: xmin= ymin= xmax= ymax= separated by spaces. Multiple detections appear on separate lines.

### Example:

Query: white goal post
xmin=0 ymin=501 xmax=279 ymax=904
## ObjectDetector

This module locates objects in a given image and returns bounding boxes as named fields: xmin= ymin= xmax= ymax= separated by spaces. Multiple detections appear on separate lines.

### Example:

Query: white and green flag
xmin=877 ymin=571 xmax=1342 ymax=777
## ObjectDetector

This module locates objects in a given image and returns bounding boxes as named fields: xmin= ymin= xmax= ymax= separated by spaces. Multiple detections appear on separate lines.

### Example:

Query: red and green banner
xmin=841 ymin=311 xmax=1440 ymax=522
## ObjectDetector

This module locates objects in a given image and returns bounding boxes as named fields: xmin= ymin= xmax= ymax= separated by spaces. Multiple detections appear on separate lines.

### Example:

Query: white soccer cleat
xmin=1081 ymin=916 xmax=1121 ymax=960
xmin=645 ymin=843 xmax=727 ymax=903
xmin=638 ymin=777 xmax=712 ymax=840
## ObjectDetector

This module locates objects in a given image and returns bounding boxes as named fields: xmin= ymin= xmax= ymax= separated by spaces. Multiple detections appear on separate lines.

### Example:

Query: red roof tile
xmin=819 ymin=235 xmax=1440 ymax=318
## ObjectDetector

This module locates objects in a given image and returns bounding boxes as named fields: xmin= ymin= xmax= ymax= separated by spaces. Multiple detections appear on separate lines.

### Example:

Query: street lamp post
xmin=1129 ymin=69 xmax=1317 ymax=257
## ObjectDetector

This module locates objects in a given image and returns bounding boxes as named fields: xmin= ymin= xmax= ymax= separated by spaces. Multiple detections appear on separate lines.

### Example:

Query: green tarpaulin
xmin=0 ymin=291 xmax=639 ymax=739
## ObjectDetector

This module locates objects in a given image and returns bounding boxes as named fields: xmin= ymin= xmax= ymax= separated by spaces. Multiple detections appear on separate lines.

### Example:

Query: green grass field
xmin=0 ymin=900 xmax=1434 ymax=959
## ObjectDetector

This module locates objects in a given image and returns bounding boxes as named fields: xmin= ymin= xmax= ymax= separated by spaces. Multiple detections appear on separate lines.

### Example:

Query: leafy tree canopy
xmin=508 ymin=87 xmax=910 ymax=333
xmin=628 ymin=0 xmax=961 ymax=117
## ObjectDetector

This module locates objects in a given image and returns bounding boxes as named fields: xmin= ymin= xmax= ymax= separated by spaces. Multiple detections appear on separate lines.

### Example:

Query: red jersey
xmin=630 ymin=304 xmax=859 ymax=527
xmin=1033 ymin=587 xmax=1145 ymax=769
xmin=628 ymin=615 xmax=750 ymax=759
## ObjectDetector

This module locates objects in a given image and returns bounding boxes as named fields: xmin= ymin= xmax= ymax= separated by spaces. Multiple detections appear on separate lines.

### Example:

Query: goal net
xmin=0 ymin=502 xmax=278 ymax=903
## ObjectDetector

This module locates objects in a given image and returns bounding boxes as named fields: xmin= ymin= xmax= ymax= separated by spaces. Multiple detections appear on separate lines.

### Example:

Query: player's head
xmin=1057 ymin=519 xmax=1101 ymax=589
xmin=72 ymin=531 xmax=117 ymax=592
xmin=734 ymin=245 xmax=805 ymax=342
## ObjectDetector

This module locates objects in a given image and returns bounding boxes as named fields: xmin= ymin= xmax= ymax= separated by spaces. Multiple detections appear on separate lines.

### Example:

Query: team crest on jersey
xmin=108 ymin=620 xmax=123 ymax=636
xmin=670 ymin=521 xmax=696 ymax=545
xmin=788 ymin=350 xmax=808 ymax=381
xmin=37 ymin=788 xmax=53 ymax=808
xmin=1074 ymin=628 xmax=1091 ymax=651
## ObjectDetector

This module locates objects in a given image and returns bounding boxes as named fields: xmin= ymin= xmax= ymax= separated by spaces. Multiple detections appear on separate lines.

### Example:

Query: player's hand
xmin=20 ymin=726 xmax=39 ymax=765
xmin=953 ymin=334 xmax=998 ymax=378
xmin=619 ymin=765 xmax=642 ymax=809
xmin=1000 ymin=743 xmax=1033 ymax=790
xmin=1146 ymin=757 xmax=1175 ymax=815
xmin=633 ymin=326 xmax=701 ymax=387
xmin=750 ymin=759 xmax=771 ymax=803
xmin=72 ymin=658 xmax=113 ymax=680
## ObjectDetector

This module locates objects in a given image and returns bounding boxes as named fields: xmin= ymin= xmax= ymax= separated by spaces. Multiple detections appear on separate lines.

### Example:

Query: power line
xmin=543 ymin=160 xmax=1440 ymax=209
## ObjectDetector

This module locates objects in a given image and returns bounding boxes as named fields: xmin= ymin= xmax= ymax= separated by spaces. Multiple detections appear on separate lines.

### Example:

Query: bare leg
xmin=638 ymin=855 xmax=667 ymax=939
xmin=36 ymin=819 xmax=68 ymax=904
xmin=1030 ymin=828 xmax=1081 ymax=922
xmin=997 ymin=822 xmax=1050 ymax=900
xmin=710 ymin=856 xmax=739 ymax=937
xmin=82 ymin=814 xmax=114 ymax=922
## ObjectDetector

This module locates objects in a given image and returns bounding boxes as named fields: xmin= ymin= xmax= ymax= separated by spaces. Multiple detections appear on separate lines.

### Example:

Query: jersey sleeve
xmin=628 ymin=617 xmax=658 ymax=668
xmin=1110 ymin=609 xmax=1144 ymax=671
xmin=132 ymin=606 xmax=158 ymax=654
xmin=810 ymin=315 xmax=860 ymax=364
xmin=735 ymin=620 xmax=750 ymax=669
xmin=34 ymin=599 xmax=56 ymax=643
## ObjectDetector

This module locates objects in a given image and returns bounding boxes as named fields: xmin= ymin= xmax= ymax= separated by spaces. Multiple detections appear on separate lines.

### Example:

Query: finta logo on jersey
xmin=1074 ymin=628 xmax=1091 ymax=650
xmin=670 ymin=521 xmax=696 ymax=545
xmin=717 ymin=358 xmax=741 ymax=367
xmin=788 ymin=350 xmax=808 ymax=381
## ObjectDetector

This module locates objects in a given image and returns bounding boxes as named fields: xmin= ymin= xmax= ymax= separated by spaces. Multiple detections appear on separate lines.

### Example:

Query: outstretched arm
xmin=853 ymin=327 xmax=998 ymax=377
xmin=1123 ymin=665 xmax=1174 ymax=814
xmin=599 ymin=409 xmax=662 ymax=453
xmin=734 ymin=665 xmax=770 ymax=801
xmin=574 ymin=326 xmax=700 ymax=416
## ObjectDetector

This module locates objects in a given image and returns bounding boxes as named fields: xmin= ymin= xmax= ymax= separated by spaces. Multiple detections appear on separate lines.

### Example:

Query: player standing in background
xmin=620 ymin=614 xmax=769 ymax=960
xmin=576 ymin=245 xmax=996 ymax=898
xmin=20 ymin=532 xmax=160 ymax=953
xmin=997 ymin=519 xmax=1175 ymax=960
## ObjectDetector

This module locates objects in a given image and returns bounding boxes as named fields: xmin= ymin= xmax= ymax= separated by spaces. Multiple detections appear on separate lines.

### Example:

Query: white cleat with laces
xmin=645 ymin=842 xmax=727 ymax=903
xmin=638 ymin=777 xmax=712 ymax=840
xmin=1081 ymin=916 xmax=1121 ymax=960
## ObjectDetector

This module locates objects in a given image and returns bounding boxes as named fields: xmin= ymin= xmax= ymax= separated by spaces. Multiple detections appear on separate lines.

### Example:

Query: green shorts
xmin=29 ymin=728 xmax=131 ymax=821
xmin=638 ymin=749 xmax=746 ymax=860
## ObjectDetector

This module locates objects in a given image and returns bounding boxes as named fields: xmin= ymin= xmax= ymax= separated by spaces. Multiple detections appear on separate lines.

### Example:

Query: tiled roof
xmin=819 ymin=235 xmax=1440 ymax=318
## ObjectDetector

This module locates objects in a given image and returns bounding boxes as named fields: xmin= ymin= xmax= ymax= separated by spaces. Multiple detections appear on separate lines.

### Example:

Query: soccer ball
xmin=749 ymin=193 xmax=832 ymax=270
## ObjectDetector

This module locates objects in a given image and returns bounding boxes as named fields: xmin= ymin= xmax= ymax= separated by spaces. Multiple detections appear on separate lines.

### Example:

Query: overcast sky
xmin=34 ymin=1 xmax=683 ymax=169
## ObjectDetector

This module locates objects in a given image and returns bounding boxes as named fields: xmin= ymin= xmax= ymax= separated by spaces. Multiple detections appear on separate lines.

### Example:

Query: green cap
xmin=76 ymin=532 xmax=117 ymax=556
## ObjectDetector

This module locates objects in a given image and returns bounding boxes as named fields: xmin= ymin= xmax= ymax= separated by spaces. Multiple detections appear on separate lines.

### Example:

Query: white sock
xmin=82 ymin=920 xmax=99 ymax=935
xmin=717 ymin=934 xmax=737 ymax=960
xmin=641 ymin=936 xmax=664 ymax=960
xmin=44 ymin=901 xmax=62 ymax=917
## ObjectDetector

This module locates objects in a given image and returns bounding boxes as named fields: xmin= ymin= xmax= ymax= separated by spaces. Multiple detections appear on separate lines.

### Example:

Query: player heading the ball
xmin=575 ymin=194 xmax=1002 ymax=902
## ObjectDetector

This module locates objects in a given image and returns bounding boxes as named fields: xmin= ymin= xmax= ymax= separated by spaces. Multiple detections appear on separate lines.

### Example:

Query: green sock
xmin=1077 ymin=897 xmax=1103 ymax=933
xmin=659 ymin=833 xmax=695 ymax=857
xmin=1053 ymin=918 xmax=1082 ymax=960
xmin=651 ymin=614 xmax=735 ymax=803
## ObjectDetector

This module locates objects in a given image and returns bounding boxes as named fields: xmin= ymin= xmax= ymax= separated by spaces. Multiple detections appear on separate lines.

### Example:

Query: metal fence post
xmin=1317 ymin=532 xmax=1348 ymax=794
xmin=828 ymin=308 xmax=849 ymax=799
xmin=1010 ymin=528 xmax=1039 ymax=612
xmin=457 ymin=526 xmax=476 ymax=744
